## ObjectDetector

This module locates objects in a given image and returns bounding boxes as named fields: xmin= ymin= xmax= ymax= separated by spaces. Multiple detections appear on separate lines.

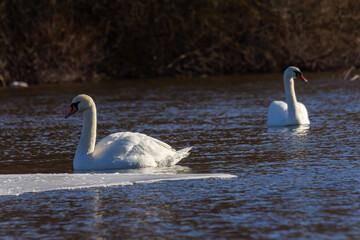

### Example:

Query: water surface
xmin=1 ymin=74 xmax=360 ymax=239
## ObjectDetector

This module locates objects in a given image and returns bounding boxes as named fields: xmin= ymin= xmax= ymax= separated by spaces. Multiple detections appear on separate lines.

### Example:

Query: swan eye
xmin=65 ymin=101 xmax=80 ymax=119
xmin=293 ymin=71 xmax=302 ymax=78
xmin=71 ymin=101 xmax=80 ymax=109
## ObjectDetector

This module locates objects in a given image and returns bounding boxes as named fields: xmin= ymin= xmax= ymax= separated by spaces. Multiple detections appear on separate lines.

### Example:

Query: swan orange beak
xmin=297 ymin=73 xmax=308 ymax=83
xmin=65 ymin=105 xmax=78 ymax=119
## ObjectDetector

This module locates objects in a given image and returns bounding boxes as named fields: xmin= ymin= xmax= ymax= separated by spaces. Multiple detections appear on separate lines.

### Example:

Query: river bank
xmin=1 ymin=0 xmax=360 ymax=84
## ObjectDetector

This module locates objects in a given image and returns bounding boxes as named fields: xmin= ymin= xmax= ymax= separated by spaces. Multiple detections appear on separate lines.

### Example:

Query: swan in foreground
xmin=65 ymin=94 xmax=192 ymax=171
xmin=267 ymin=66 xmax=310 ymax=126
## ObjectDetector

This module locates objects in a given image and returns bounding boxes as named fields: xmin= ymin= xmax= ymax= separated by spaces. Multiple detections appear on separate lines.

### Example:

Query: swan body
xmin=65 ymin=94 xmax=191 ymax=171
xmin=267 ymin=66 xmax=310 ymax=126
xmin=9 ymin=81 xmax=29 ymax=88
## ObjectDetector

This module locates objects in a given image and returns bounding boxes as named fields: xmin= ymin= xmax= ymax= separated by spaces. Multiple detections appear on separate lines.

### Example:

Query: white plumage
xmin=65 ymin=94 xmax=191 ymax=171
xmin=267 ymin=66 xmax=310 ymax=126
xmin=93 ymin=132 xmax=191 ymax=169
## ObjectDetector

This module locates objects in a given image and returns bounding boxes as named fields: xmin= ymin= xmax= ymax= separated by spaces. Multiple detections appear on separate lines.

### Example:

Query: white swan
xmin=65 ymin=94 xmax=192 ymax=171
xmin=267 ymin=66 xmax=310 ymax=126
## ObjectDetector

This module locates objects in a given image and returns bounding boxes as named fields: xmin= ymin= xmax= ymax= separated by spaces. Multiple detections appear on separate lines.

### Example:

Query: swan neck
xmin=284 ymin=76 xmax=298 ymax=109
xmin=76 ymin=106 xmax=97 ymax=158
xmin=284 ymin=76 xmax=302 ymax=124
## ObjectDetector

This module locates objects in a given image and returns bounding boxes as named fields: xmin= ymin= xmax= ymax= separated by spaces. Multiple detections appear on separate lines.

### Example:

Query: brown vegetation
xmin=1 ymin=0 xmax=360 ymax=84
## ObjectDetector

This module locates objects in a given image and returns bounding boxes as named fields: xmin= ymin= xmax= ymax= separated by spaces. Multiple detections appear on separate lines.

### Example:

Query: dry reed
xmin=1 ymin=0 xmax=360 ymax=84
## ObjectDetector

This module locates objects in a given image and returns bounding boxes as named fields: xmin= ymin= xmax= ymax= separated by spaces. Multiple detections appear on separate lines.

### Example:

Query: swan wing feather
xmin=92 ymin=132 xmax=189 ymax=169
xmin=267 ymin=101 xmax=287 ymax=126
xmin=297 ymin=102 xmax=310 ymax=124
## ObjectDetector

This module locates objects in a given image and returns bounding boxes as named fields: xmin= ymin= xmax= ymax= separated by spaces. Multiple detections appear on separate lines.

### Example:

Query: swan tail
xmin=160 ymin=147 xmax=192 ymax=167
xmin=173 ymin=146 xmax=192 ymax=164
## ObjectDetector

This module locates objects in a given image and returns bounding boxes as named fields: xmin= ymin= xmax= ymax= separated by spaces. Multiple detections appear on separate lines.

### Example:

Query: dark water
xmin=1 ymin=74 xmax=360 ymax=239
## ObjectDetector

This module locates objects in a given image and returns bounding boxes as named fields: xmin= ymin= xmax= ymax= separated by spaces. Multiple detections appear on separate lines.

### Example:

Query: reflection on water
xmin=90 ymin=189 xmax=104 ymax=240
xmin=268 ymin=124 xmax=310 ymax=137
xmin=267 ymin=125 xmax=310 ymax=162
xmin=1 ymin=75 xmax=360 ymax=238
xmin=290 ymin=125 xmax=310 ymax=137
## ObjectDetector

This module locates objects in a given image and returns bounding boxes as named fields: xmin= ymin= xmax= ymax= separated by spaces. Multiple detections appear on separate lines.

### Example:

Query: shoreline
xmin=1 ymin=1 xmax=360 ymax=85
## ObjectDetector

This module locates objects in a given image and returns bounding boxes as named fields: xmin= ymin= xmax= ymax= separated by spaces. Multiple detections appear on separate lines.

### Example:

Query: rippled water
xmin=1 ymin=74 xmax=360 ymax=239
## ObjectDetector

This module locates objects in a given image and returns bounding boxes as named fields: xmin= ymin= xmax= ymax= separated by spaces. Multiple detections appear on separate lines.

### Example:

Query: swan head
xmin=284 ymin=66 xmax=307 ymax=83
xmin=65 ymin=94 xmax=95 ymax=119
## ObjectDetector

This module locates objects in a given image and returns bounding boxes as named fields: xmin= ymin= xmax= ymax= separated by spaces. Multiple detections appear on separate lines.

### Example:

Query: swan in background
xmin=267 ymin=66 xmax=310 ymax=126
xmin=9 ymin=81 xmax=29 ymax=88
xmin=65 ymin=94 xmax=192 ymax=171
xmin=0 ymin=75 xmax=29 ymax=88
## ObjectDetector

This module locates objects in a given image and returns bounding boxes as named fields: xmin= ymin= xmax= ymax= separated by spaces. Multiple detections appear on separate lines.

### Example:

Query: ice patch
xmin=0 ymin=173 xmax=237 ymax=196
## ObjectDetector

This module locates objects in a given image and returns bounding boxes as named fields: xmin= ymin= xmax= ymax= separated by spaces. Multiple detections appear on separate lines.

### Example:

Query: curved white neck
xmin=284 ymin=76 xmax=300 ymax=123
xmin=74 ymin=105 xmax=97 ymax=168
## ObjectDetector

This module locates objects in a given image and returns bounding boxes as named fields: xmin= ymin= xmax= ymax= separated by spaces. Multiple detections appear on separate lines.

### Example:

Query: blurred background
xmin=1 ymin=0 xmax=360 ymax=85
